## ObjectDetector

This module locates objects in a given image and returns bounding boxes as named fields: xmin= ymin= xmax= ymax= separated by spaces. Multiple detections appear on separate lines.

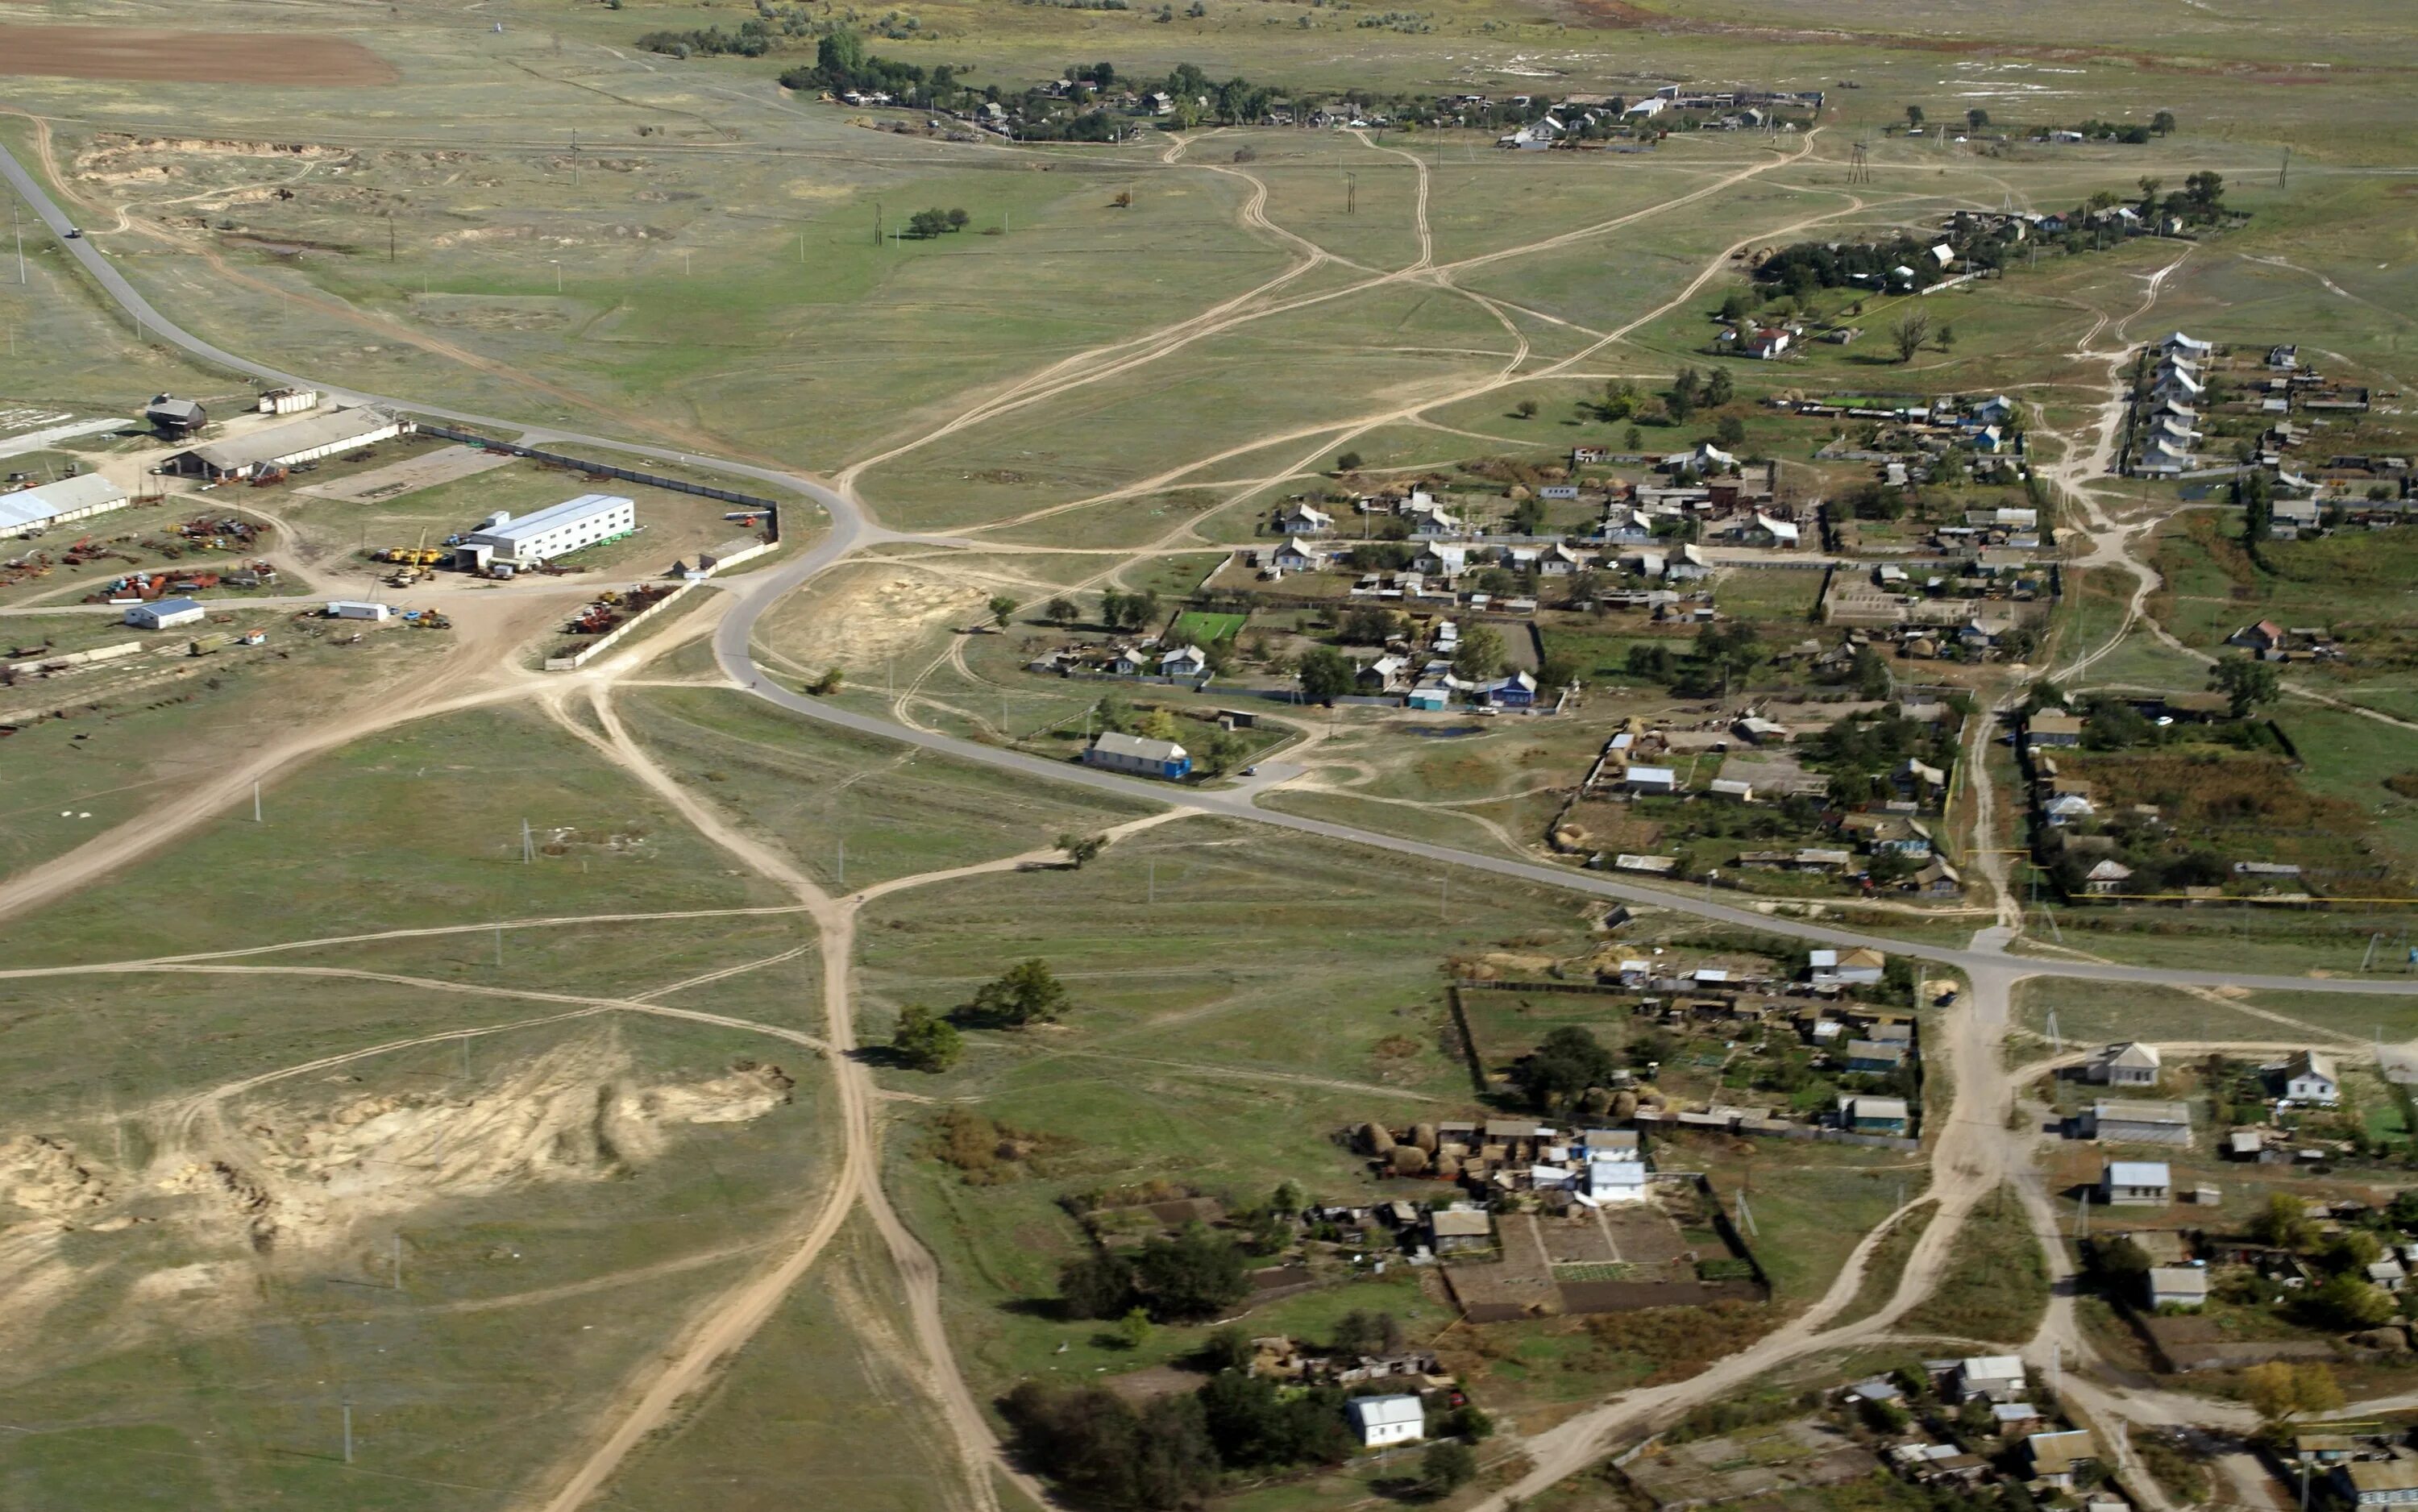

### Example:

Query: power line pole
xmin=254 ymin=781 xmax=263 ymax=823
xmin=521 ymin=818 xmax=535 ymax=864
xmin=341 ymin=1397 xmax=355 ymax=1465
xmin=836 ymin=838 xmax=845 ymax=889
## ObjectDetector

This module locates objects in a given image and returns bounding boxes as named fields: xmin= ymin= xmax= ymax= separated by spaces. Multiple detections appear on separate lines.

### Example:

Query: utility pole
xmin=520 ymin=818 xmax=535 ymax=863
xmin=341 ymin=1397 xmax=355 ymax=1465
xmin=253 ymin=781 xmax=263 ymax=823
xmin=388 ymin=213 xmax=395 ymax=263
xmin=14 ymin=198 xmax=24 ymax=284
xmin=837 ymin=838 xmax=846 ymax=889
xmin=1147 ymin=858 xmax=1155 ymax=904
xmin=571 ymin=127 xmax=579 ymax=187
xmin=494 ymin=927 xmax=503 ymax=969
xmin=1344 ymin=171 xmax=1356 ymax=214
xmin=2279 ymin=146 xmax=2291 ymax=191
xmin=393 ymin=1233 xmax=404 ymax=1290
xmin=873 ymin=201 xmax=883 ymax=247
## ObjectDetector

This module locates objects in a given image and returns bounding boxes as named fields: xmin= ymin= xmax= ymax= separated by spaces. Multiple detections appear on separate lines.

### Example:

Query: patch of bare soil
xmin=0 ymin=1036 xmax=797 ymax=1373
xmin=0 ymin=26 xmax=397 ymax=85
xmin=776 ymin=563 xmax=989 ymax=671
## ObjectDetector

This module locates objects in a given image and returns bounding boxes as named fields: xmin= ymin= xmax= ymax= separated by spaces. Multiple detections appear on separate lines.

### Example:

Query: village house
xmin=2100 ymin=1160 xmax=2172 ymax=1206
xmin=2280 ymin=1050 xmax=2341 ymax=1106
xmin=1838 ymin=1095 xmax=1910 ymax=1135
xmin=1275 ymin=500 xmax=1335 ymax=534
xmin=2084 ymin=1042 xmax=2162 ymax=1087
xmin=2146 ymin=1266 xmax=2208 ymax=1311
xmin=2026 ymin=1431 xmax=2100 ymax=1491
xmin=2333 ymin=1461 xmax=2418 ymax=1508
xmin=2089 ymin=1099 xmax=2192 ymax=1146
xmin=1954 ymin=1355 xmax=2028 ymax=1402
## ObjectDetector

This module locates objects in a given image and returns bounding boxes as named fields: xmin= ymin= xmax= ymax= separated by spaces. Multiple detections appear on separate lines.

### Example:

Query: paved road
xmin=8 ymin=138 xmax=2416 ymax=999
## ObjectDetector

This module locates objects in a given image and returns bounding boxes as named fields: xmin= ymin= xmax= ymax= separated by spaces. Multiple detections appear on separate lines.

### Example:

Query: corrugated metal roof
xmin=0 ymin=473 xmax=127 ymax=531
xmin=1091 ymin=731 xmax=1186 ymax=763
xmin=183 ymin=407 xmax=395 ymax=471
xmin=468 ymin=493 xmax=634 ymax=549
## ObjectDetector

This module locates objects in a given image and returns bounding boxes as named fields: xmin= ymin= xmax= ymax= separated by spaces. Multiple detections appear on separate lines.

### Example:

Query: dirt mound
xmin=779 ymin=565 xmax=988 ymax=671
xmin=169 ymin=1039 xmax=796 ymax=1252
xmin=0 ymin=1135 xmax=110 ymax=1219
xmin=0 ymin=1035 xmax=799 ymax=1373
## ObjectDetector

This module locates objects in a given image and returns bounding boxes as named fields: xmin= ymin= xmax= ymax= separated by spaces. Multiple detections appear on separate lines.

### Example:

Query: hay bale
xmin=1611 ymin=1089 xmax=1640 ymax=1120
xmin=1390 ymin=1144 xmax=1431 ymax=1176
xmin=1434 ymin=1152 xmax=1464 ymax=1178
xmin=1410 ymin=1123 xmax=1439 ymax=1154
xmin=1361 ymin=1122 xmax=1396 ymax=1156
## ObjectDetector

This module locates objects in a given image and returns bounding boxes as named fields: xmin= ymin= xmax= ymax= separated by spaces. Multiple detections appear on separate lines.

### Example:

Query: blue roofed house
xmin=1486 ymin=670 xmax=1539 ymax=708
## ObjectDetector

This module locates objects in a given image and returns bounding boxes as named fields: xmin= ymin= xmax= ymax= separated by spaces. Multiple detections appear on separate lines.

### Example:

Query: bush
xmin=1002 ymin=1381 xmax=1219 ymax=1510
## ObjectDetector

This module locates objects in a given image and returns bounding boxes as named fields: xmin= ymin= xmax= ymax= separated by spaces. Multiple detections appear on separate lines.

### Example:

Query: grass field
xmin=1170 ymin=609 xmax=1248 ymax=646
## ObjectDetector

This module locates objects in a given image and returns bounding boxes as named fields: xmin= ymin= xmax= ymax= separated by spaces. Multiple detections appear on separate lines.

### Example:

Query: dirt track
xmin=0 ymin=25 xmax=397 ymax=85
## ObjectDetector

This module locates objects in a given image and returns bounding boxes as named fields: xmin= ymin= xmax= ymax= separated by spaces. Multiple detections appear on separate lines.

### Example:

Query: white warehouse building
xmin=0 ymin=474 xmax=131 ymax=538
xmin=453 ymin=493 xmax=637 ymax=570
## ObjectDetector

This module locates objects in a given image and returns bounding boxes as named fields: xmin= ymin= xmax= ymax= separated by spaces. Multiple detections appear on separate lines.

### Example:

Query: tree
xmin=1892 ymin=311 xmax=1932 ymax=364
xmin=1624 ymin=425 xmax=1643 ymax=451
xmin=2308 ymin=1273 xmax=2396 ymax=1331
xmin=2237 ymin=468 xmax=2273 ymax=553
xmin=1133 ymin=1223 xmax=1250 ymax=1319
xmin=1704 ymin=367 xmax=1734 ymax=407
xmin=1718 ymin=291 xmax=1750 ymax=323
xmin=2153 ymin=110 xmax=2177 ymax=136
xmin=1715 ymin=414 xmax=1747 ymax=448
xmin=970 ymin=957 xmax=1071 ymax=1026
xmin=1199 ymin=1327 xmax=1253 ymax=1373
xmin=1669 ymin=366 xmax=1702 ymax=421
xmin=988 ymin=593 xmax=1020 ymax=629
xmin=1934 ymin=322 xmax=1955 ymax=355
xmin=1045 ymin=596 xmax=1078 ymax=625
xmin=1851 ymin=644 xmax=1892 ymax=700
xmin=1199 ymin=726 xmax=1250 ymax=775
xmin=2250 ymin=1192 xmax=2316 ymax=1252
xmin=1509 ymin=496 xmax=1548 ymax=534
xmin=1058 ymin=832 xmax=1109 ymax=867
xmin=1340 ymin=604 xmax=1401 ymax=645
xmin=1421 ymin=1441 xmax=1477 ymax=1496
xmin=890 ymin=1004 xmax=962 ymax=1071
xmin=1297 ymin=646 xmax=1356 ymax=704
xmin=1098 ymin=588 xmax=1128 ymax=629
xmin=1002 ymin=1380 xmax=1218 ymax=1510
xmin=1059 ymin=1252 xmax=1137 ymax=1319
xmin=1514 ymin=1024 xmax=1619 ymax=1111
xmin=1452 ymin=624 xmax=1506 ymax=681
xmin=2211 ymin=654 xmax=2280 ymax=718
xmin=2239 ymin=1361 xmax=2342 ymax=1428
xmin=1966 ymin=106 xmax=1990 ymax=132
xmin=947 ymin=206 xmax=970 ymax=231
xmin=1116 ymin=1306 xmax=1154 ymax=1349
xmin=1514 ymin=398 xmax=1539 ymax=419
xmin=1335 ymin=450 xmax=1365 ymax=472
xmin=1332 ymin=1308 xmax=1405 ymax=1356
xmin=1904 ymin=104 xmax=1926 ymax=129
